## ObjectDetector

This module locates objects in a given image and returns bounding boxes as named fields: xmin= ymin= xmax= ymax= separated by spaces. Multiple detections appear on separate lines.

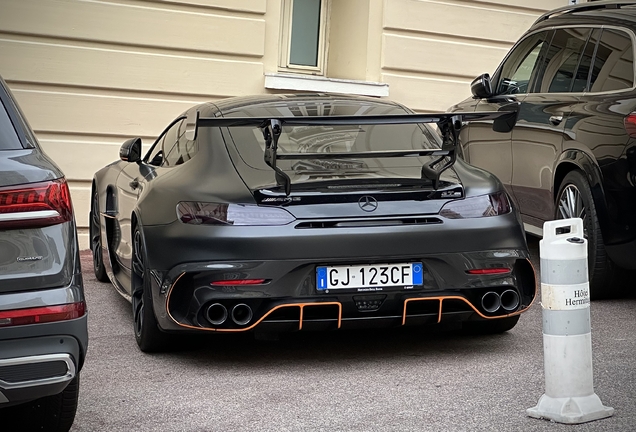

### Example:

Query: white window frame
xmin=279 ymin=0 xmax=330 ymax=75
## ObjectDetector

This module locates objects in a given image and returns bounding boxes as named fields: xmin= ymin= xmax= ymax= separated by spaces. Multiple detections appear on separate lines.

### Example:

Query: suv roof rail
xmin=534 ymin=1 xmax=636 ymax=25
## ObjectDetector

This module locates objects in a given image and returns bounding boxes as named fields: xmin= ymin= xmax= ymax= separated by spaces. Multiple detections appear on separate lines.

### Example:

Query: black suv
xmin=451 ymin=1 xmax=636 ymax=299
xmin=0 ymin=74 xmax=87 ymax=431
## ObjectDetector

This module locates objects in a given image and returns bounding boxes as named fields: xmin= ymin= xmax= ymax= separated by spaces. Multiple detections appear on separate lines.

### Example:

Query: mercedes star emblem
xmin=358 ymin=196 xmax=378 ymax=212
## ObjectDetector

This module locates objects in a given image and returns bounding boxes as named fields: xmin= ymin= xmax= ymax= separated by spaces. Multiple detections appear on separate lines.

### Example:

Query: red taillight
xmin=440 ymin=192 xmax=511 ymax=219
xmin=210 ymin=279 xmax=267 ymax=286
xmin=0 ymin=302 xmax=86 ymax=328
xmin=0 ymin=179 xmax=73 ymax=230
xmin=466 ymin=268 xmax=511 ymax=275
xmin=624 ymin=113 xmax=636 ymax=137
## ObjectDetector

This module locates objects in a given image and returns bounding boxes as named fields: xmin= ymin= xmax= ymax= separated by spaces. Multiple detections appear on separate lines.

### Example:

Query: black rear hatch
xmin=219 ymin=101 xmax=464 ymax=218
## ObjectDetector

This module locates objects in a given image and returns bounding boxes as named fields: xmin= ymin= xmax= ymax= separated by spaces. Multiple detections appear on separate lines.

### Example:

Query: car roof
xmin=198 ymin=93 xmax=408 ymax=117
xmin=533 ymin=1 xmax=636 ymax=27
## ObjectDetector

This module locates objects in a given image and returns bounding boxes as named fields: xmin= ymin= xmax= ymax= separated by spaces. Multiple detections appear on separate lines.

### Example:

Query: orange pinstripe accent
xmin=526 ymin=258 xmax=539 ymax=308
xmin=402 ymin=295 xmax=532 ymax=326
xmin=402 ymin=258 xmax=537 ymax=325
xmin=166 ymin=276 xmax=342 ymax=332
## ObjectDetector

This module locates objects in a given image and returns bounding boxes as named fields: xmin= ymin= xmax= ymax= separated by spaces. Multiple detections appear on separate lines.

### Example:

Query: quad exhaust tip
xmin=231 ymin=303 xmax=253 ymax=326
xmin=481 ymin=290 xmax=520 ymax=313
xmin=481 ymin=291 xmax=502 ymax=313
xmin=206 ymin=303 xmax=228 ymax=326
xmin=500 ymin=289 xmax=520 ymax=311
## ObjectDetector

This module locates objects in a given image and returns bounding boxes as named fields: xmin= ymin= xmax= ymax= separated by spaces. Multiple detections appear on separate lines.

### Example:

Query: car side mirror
xmin=120 ymin=138 xmax=142 ymax=163
xmin=471 ymin=73 xmax=493 ymax=99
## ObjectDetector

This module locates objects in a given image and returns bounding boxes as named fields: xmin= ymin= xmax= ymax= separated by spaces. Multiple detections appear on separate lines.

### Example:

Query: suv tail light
xmin=0 ymin=178 xmax=73 ymax=230
xmin=0 ymin=302 xmax=86 ymax=328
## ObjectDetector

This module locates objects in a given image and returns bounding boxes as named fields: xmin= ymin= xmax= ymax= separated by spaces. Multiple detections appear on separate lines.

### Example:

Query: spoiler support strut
xmin=261 ymin=119 xmax=292 ymax=196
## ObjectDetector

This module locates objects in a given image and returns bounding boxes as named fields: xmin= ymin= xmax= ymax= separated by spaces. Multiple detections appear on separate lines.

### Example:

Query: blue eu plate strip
xmin=412 ymin=263 xmax=423 ymax=285
xmin=316 ymin=266 xmax=328 ymax=291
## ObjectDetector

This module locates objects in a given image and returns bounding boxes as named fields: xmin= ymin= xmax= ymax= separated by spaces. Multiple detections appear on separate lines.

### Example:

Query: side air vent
xmin=295 ymin=217 xmax=442 ymax=229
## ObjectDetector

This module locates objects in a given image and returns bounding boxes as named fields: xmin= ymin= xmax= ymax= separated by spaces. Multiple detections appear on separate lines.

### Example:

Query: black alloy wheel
xmin=555 ymin=170 xmax=618 ymax=299
xmin=90 ymin=190 xmax=108 ymax=282
xmin=131 ymin=224 xmax=170 ymax=352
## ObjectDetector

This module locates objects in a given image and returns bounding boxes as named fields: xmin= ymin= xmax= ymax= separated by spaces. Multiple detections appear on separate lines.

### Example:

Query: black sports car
xmin=91 ymin=94 xmax=536 ymax=352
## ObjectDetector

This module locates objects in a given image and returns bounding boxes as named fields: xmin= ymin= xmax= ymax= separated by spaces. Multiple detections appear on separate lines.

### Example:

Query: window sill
xmin=264 ymin=73 xmax=389 ymax=97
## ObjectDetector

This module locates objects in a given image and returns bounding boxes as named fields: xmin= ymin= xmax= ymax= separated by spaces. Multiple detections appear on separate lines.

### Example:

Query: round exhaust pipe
xmin=500 ymin=289 xmax=520 ymax=312
xmin=481 ymin=291 xmax=501 ymax=313
xmin=231 ymin=303 xmax=253 ymax=326
xmin=206 ymin=303 xmax=228 ymax=326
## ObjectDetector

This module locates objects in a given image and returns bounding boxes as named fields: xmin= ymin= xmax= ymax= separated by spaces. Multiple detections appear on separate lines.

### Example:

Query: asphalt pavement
xmin=70 ymin=236 xmax=636 ymax=432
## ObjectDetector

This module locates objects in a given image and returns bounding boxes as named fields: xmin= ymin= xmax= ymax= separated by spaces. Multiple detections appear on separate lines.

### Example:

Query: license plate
xmin=316 ymin=262 xmax=423 ymax=291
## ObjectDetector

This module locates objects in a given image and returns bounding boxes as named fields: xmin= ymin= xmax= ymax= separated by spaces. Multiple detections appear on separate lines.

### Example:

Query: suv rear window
xmin=0 ymin=100 xmax=22 ymax=150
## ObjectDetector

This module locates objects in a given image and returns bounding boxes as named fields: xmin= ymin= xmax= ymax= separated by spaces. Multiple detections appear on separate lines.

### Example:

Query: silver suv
xmin=0 ymin=74 xmax=87 ymax=431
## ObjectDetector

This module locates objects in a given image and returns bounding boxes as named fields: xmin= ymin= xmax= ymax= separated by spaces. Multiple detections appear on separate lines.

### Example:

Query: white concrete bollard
xmin=527 ymin=218 xmax=614 ymax=424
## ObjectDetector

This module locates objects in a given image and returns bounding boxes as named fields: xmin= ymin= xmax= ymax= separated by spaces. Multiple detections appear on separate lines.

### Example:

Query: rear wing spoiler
xmin=185 ymin=111 xmax=516 ymax=196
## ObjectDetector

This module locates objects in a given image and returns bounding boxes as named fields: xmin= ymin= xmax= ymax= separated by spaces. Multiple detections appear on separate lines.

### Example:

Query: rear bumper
xmin=144 ymin=213 xmax=536 ymax=332
xmin=142 ymin=213 xmax=535 ymax=333
xmin=156 ymin=256 xmax=535 ymax=333
xmin=0 ymin=282 xmax=88 ymax=406
xmin=0 ymin=321 xmax=85 ymax=407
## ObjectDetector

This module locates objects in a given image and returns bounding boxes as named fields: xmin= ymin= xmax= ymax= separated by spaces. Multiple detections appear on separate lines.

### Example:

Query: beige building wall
xmin=0 ymin=0 xmax=568 ymax=249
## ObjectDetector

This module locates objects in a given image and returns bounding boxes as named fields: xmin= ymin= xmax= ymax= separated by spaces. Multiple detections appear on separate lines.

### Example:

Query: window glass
xmin=536 ymin=28 xmax=591 ymax=93
xmin=146 ymin=119 xmax=181 ymax=166
xmin=163 ymin=120 xmax=198 ymax=166
xmin=145 ymin=135 xmax=164 ymax=166
xmin=0 ymin=100 xmax=22 ymax=150
xmin=160 ymin=120 xmax=184 ymax=167
xmin=280 ymin=0 xmax=327 ymax=74
xmin=289 ymin=0 xmax=321 ymax=67
xmin=496 ymin=32 xmax=549 ymax=95
xmin=572 ymin=29 xmax=601 ymax=92
xmin=589 ymin=29 xmax=634 ymax=92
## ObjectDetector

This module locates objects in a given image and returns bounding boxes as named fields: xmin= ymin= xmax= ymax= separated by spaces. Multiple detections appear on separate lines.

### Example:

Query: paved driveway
xmin=71 ymin=236 xmax=636 ymax=431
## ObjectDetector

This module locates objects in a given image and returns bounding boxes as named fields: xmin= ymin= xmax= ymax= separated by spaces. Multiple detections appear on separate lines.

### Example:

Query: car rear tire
xmin=555 ymin=170 xmax=618 ymax=299
xmin=3 ymin=375 xmax=80 ymax=432
xmin=90 ymin=190 xmax=108 ymax=282
xmin=463 ymin=315 xmax=520 ymax=334
xmin=132 ymin=224 xmax=171 ymax=352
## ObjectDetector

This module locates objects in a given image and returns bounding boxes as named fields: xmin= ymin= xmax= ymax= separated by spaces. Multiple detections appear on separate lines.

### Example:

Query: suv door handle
xmin=549 ymin=115 xmax=563 ymax=126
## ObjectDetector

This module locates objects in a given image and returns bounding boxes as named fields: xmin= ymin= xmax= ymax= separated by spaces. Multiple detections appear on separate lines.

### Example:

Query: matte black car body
xmin=451 ymin=1 xmax=636 ymax=298
xmin=92 ymin=94 xmax=536 ymax=352
xmin=0 ymin=75 xmax=87 ymax=431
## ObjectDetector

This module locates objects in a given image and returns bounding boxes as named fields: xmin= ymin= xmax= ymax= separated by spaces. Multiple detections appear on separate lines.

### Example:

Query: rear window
xmin=225 ymin=102 xmax=444 ymax=174
xmin=0 ymin=100 xmax=22 ymax=150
